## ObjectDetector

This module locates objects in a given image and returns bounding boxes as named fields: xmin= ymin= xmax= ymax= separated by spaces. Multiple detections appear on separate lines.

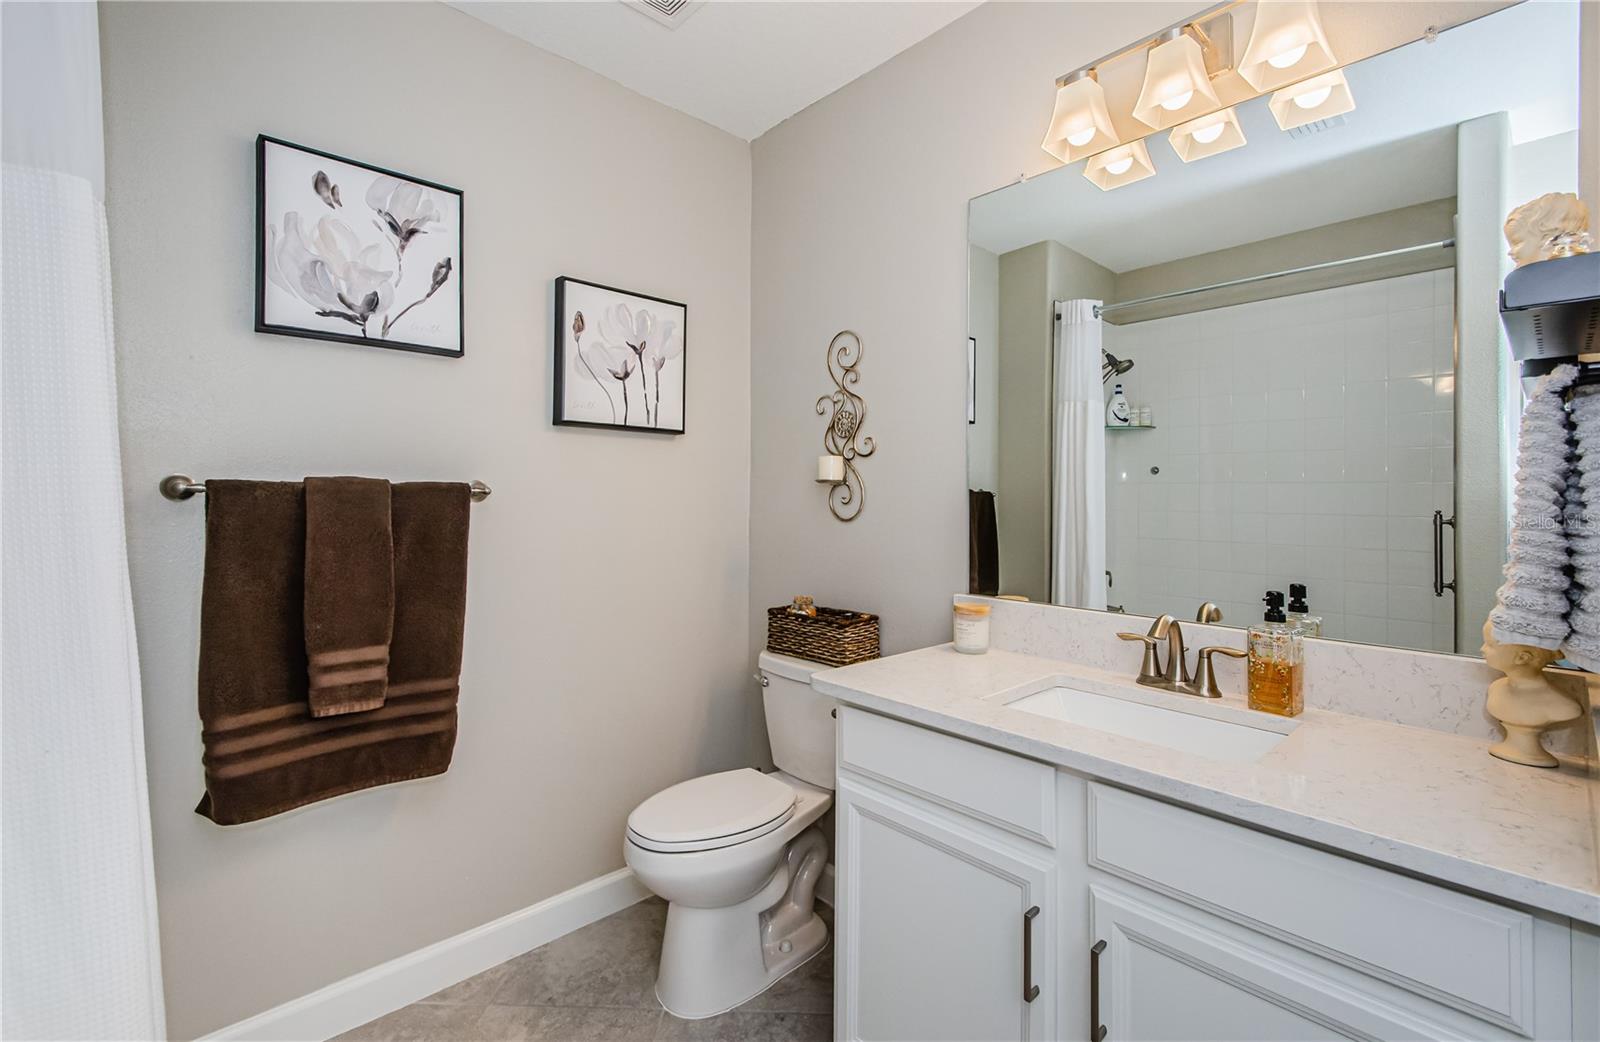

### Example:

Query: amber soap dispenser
xmin=1248 ymin=591 xmax=1304 ymax=717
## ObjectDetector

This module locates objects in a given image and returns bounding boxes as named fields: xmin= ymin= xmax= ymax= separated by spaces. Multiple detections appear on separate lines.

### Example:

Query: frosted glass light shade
xmin=1041 ymin=75 xmax=1119 ymax=162
xmin=1238 ymin=0 xmax=1337 ymax=92
xmin=1084 ymin=140 xmax=1155 ymax=191
xmin=1132 ymin=31 xmax=1220 ymax=129
xmin=1169 ymin=107 xmax=1247 ymax=162
xmin=1268 ymin=70 xmax=1355 ymax=130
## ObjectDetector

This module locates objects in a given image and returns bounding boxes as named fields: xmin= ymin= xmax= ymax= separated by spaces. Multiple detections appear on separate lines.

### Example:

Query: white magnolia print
xmin=572 ymin=301 xmax=681 ymax=427
xmin=266 ymin=212 xmax=396 ymax=335
xmin=259 ymin=139 xmax=461 ymax=353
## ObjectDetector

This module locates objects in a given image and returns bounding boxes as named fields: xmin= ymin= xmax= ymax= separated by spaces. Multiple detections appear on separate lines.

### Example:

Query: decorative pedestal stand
xmin=1481 ymin=622 xmax=1583 ymax=767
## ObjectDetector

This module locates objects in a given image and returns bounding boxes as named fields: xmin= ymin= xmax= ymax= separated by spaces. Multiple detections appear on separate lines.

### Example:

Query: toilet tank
xmin=758 ymin=651 xmax=837 ymax=789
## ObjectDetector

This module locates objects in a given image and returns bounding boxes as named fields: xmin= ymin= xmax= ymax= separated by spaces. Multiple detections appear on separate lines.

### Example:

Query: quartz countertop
xmin=813 ymin=645 xmax=1600 ymax=925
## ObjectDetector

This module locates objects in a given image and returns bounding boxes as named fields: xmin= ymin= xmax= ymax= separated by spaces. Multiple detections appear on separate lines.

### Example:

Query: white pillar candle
xmin=816 ymin=454 xmax=845 ymax=483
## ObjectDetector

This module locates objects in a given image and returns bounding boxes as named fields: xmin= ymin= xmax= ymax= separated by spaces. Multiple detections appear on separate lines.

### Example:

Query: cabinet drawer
xmin=838 ymin=707 xmax=1055 ymax=846
xmin=1088 ymin=783 xmax=1540 ymax=1033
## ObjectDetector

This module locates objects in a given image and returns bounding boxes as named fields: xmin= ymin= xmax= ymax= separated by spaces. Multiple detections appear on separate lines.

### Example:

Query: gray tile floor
xmin=336 ymin=898 xmax=832 ymax=1041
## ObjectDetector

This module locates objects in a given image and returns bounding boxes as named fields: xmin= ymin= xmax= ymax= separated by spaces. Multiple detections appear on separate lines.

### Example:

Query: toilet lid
xmin=627 ymin=768 xmax=796 ymax=845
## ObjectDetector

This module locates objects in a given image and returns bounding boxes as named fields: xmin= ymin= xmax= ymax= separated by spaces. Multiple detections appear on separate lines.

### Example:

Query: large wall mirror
xmin=966 ymin=0 xmax=1581 ymax=657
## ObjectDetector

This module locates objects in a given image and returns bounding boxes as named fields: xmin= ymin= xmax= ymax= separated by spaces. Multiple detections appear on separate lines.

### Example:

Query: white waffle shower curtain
xmin=1 ymin=4 xmax=166 ymax=1038
xmin=1050 ymin=300 xmax=1107 ymax=609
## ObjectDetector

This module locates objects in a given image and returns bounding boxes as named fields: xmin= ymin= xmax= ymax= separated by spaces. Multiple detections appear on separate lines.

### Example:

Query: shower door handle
xmin=1433 ymin=510 xmax=1456 ymax=597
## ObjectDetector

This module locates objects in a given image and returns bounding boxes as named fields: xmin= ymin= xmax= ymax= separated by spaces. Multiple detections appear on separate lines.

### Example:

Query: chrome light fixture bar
xmin=1051 ymin=2 xmax=1239 ymax=94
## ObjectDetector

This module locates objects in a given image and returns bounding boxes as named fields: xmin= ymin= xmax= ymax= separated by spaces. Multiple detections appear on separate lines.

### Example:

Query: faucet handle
xmin=1194 ymin=646 xmax=1248 ymax=698
xmin=1117 ymin=632 xmax=1164 ymax=680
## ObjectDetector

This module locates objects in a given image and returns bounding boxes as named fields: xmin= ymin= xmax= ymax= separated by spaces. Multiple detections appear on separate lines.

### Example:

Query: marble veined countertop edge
xmin=813 ymin=645 xmax=1600 ymax=926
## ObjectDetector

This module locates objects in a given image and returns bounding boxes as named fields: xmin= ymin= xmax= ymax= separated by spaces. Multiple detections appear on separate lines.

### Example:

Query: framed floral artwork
xmin=553 ymin=277 xmax=686 ymax=434
xmin=256 ymin=135 xmax=463 ymax=358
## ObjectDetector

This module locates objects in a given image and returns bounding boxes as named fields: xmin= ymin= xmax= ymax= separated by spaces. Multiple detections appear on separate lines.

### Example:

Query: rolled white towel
xmin=1493 ymin=364 xmax=1578 ymax=650
xmin=1564 ymin=381 xmax=1600 ymax=668
xmin=1495 ymin=579 xmax=1574 ymax=616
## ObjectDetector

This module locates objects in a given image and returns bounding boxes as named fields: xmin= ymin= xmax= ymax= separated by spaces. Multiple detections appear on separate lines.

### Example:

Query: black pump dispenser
xmin=1263 ymin=590 xmax=1287 ymax=623
xmin=1288 ymin=583 xmax=1309 ymax=614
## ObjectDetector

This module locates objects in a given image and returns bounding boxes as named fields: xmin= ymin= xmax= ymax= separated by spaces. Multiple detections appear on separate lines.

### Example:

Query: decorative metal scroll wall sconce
xmin=815 ymin=330 xmax=875 ymax=522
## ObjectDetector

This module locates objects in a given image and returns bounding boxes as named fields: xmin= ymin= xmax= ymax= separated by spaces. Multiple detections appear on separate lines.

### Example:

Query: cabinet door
xmin=836 ymin=777 xmax=1055 ymax=1042
xmin=1089 ymin=885 xmax=1468 ymax=1042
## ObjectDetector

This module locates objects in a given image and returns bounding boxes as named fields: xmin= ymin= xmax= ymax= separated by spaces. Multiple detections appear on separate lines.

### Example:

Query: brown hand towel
xmin=195 ymin=480 xmax=472 ymax=826
xmin=304 ymin=477 xmax=393 ymax=718
xmin=968 ymin=489 xmax=999 ymax=596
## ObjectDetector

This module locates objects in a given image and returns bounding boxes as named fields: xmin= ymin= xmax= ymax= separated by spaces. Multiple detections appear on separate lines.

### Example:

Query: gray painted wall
xmin=101 ymin=4 xmax=753 ymax=1036
xmin=967 ymin=244 xmax=999 ymax=494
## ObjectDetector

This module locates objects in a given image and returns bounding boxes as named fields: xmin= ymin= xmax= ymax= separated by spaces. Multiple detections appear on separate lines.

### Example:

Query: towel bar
xmin=159 ymin=475 xmax=492 ymax=502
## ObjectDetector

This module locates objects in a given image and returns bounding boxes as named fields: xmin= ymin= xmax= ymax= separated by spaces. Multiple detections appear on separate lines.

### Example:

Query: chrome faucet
xmin=1118 ymin=614 xmax=1246 ymax=698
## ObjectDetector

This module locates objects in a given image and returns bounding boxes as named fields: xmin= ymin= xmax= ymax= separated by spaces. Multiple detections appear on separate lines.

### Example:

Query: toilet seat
xmin=627 ymin=768 xmax=797 ymax=853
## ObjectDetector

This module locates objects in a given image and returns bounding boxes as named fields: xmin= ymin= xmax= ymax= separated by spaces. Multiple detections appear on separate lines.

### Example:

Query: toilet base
xmin=654 ymin=829 xmax=829 ymax=1020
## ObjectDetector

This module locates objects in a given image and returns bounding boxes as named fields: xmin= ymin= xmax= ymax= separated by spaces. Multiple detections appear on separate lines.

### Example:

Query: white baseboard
xmin=200 ymin=867 xmax=651 ymax=1042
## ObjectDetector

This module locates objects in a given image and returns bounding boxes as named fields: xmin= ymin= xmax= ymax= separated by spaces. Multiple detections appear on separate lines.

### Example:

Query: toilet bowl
xmin=623 ymin=652 xmax=836 ymax=1019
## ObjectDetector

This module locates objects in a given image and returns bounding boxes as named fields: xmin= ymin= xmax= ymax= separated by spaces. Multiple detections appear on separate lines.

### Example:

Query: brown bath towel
xmin=195 ymin=480 xmax=471 ymax=826
xmin=969 ymin=489 xmax=999 ymax=596
xmin=304 ymin=477 xmax=393 ymax=718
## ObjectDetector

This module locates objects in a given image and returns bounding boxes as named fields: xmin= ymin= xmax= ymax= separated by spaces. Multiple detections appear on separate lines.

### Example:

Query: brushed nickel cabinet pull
xmin=1023 ymin=906 xmax=1041 ymax=1003
xmin=1090 ymin=939 xmax=1107 ymax=1041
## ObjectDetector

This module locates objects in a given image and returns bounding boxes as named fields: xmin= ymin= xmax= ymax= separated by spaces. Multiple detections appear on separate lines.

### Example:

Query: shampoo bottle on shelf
xmin=1106 ymin=383 xmax=1131 ymax=427
xmin=1248 ymin=591 xmax=1304 ymax=717
xmin=1286 ymin=583 xmax=1322 ymax=637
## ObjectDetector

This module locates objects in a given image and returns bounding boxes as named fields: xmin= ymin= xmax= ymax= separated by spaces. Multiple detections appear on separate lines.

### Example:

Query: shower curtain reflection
xmin=1052 ymin=300 xmax=1107 ymax=610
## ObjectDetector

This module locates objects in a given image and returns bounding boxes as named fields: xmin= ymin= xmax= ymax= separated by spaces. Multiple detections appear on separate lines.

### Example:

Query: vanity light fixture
xmin=1041 ymin=69 xmax=1119 ymax=163
xmin=1084 ymin=140 xmax=1155 ymax=191
xmin=1169 ymin=107 xmax=1247 ymax=163
xmin=1268 ymin=69 xmax=1354 ymax=130
xmin=1132 ymin=27 xmax=1221 ymax=130
xmin=1237 ymin=0 xmax=1337 ymax=92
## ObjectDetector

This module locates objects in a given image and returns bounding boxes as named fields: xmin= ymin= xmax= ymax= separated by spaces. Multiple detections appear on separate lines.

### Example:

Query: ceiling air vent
xmin=622 ymin=0 xmax=706 ymax=30
xmin=1286 ymin=113 xmax=1350 ymax=140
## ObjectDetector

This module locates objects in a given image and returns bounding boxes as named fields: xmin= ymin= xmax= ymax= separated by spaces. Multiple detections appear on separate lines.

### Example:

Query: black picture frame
xmin=255 ymin=134 xmax=465 ymax=358
xmin=553 ymin=276 xmax=687 ymax=435
xmin=968 ymin=336 xmax=978 ymax=424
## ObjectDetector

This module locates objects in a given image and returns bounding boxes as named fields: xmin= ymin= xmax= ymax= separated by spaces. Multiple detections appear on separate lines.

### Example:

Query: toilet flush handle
xmin=754 ymin=672 xmax=769 ymax=687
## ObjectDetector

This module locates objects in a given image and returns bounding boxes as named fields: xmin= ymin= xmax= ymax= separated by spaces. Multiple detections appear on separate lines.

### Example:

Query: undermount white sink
xmin=1007 ymin=685 xmax=1288 ymax=764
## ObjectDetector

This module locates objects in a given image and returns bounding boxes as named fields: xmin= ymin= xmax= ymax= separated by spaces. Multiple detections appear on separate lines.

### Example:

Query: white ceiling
xmin=448 ymin=1 xmax=981 ymax=140
xmin=968 ymin=0 xmax=1581 ymax=271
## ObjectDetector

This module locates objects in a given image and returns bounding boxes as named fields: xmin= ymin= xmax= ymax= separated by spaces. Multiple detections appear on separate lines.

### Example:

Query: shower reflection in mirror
xmin=965 ymin=0 xmax=1582 ymax=658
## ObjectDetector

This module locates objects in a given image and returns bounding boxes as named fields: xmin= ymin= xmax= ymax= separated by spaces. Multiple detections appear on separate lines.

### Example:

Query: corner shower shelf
xmin=1106 ymin=424 xmax=1157 ymax=431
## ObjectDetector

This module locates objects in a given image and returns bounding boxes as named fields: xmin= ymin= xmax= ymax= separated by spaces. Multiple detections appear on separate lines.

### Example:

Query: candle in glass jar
xmin=953 ymin=602 xmax=991 ymax=654
xmin=817 ymin=455 xmax=845 ymax=483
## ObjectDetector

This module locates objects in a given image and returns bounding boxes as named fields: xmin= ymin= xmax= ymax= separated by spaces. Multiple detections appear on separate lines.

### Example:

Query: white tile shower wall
xmin=965 ymin=595 xmax=1590 ymax=754
xmin=1104 ymin=270 xmax=1456 ymax=652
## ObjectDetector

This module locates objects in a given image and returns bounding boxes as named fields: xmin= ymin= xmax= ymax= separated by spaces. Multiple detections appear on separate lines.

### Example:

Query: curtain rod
xmin=1093 ymin=238 xmax=1456 ymax=319
xmin=158 ymin=475 xmax=492 ymax=502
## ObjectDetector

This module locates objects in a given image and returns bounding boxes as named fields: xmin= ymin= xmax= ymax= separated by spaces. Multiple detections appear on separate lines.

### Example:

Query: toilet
xmin=624 ymin=651 xmax=835 ymax=1019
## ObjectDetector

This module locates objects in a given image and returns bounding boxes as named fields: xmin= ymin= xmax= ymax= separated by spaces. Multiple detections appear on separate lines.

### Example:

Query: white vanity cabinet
xmin=833 ymin=707 xmax=1593 ymax=1042
xmin=835 ymin=778 xmax=1055 ymax=1041
xmin=833 ymin=707 xmax=1061 ymax=1042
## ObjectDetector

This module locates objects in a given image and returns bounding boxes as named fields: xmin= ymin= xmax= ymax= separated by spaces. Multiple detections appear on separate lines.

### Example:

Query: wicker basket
xmin=766 ymin=605 xmax=880 ymax=667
